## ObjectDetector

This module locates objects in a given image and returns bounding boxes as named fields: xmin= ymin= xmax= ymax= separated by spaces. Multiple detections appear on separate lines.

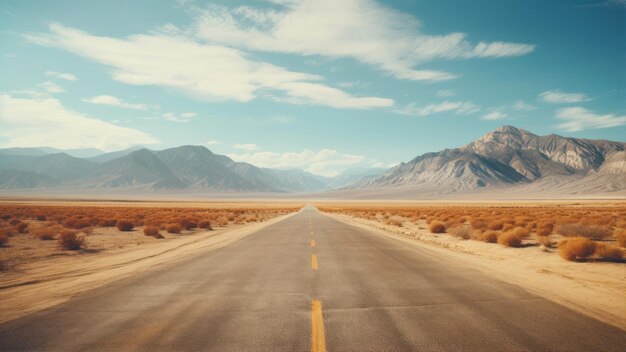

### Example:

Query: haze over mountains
xmin=0 ymin=126 xmax=624 ymax=197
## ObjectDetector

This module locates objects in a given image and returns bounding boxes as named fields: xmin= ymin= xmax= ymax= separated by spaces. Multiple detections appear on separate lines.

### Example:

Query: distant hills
xmin=0 ymin=125 xmax=624 ymax=197
xmin=348 ymin=125 xmax=625 ymax=197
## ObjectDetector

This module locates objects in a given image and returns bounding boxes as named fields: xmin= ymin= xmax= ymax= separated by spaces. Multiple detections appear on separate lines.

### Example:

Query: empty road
xmin=0 ymin=206 xmax=625 ymax=351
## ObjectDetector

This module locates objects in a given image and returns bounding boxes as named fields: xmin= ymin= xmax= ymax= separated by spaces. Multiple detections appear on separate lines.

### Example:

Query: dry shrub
xmin=594 ymin=243 xmax=623 ymax=261
xmin=31 ymin=226 xmax=57 ymax=240
xmin=143 ymin=226 xmax=164 ymax=239
xmin=448 ymin=225 xmax=472 ymax=239
xmin=166 ymin=223 xmax=182 ymax=234
xmin=535 ymin=235 xmax=554 ymax=248
xmin=474 ymin=230 xmax=499 ymax=243
xmin=487 ymin=220 xmax=505 ymax=231
xmin=115 ymin=219 xmax=134 ymax=232
xmin=429 ymin=221 xmax=446 ymax=234
xmin=15 ymin=222 xmax=29 ymax=233
xmin=58 ymin=230 xmax=84 ymax=250
xmin=614 ymin=229 xmax=626 ymax=248
xmin=557 ymin=223 xmax=612 ymax=240
xmin=198 ymin=220 xmax=212 ymax=230
xmin=470 ymin=219 xmax=488 ymax=231
xmin=497 ymin=227 xmax=528 ymax=247
xmin=558 ymin=237 xmax=596 ymax=261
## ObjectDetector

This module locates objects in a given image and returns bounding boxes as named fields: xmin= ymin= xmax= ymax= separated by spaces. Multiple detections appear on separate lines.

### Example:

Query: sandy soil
xmin=326 ymin=212 xmax=626 ymax=330
xmin=0 ymin=211 xmax=298 ymax=324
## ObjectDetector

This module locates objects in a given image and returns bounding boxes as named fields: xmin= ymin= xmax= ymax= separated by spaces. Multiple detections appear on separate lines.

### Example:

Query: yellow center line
xmin=311 ymin=300 xmax=326 ymax=352
xmin=310 ymin=239 xmax=316 ymax=247
xmin=311 ymin=254 xmax=318 ymax=270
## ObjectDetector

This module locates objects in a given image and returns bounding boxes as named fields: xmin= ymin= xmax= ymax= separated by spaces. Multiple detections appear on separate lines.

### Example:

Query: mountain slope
xmin=349 ymin=126 xmax=625 ymax=195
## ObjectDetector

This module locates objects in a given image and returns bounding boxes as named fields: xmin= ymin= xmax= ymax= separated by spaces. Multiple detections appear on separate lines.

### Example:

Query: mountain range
xmin=349 ymin=125 xmax=625 ymax=196
xmin=0 ymin=126 xmax=624 ymax=197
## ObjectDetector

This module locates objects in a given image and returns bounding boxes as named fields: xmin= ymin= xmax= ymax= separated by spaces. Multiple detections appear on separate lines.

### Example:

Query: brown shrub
xmin=557 ymin=223 xmax=612 ymax=240
xmin=448 ymin=225 xmax=472 ymax=239
xmin=475 ymin=230 xmax=499 ymax=243
xmin=429 ymin=221 xmax=446 ymax=234
xmin=593 ymin=243 xmax=623 ymax=261
xmin=31 ymin=226 xmax=56 ymax=240
xmin=497 ymin=228 xmax=527 ymax=247
xmin=558 ymin=237 xmax=596 ymax=261
xmin=470 ymin=219 xmax=488 ymax=231
xmin=166 ymin=223 xmax=182 ymax=234
xmin=15 ymin=222 xmax=28 ymax=234
xmin=115 ymin=219 xmax=134 ymax=232
xmin=385 ymin=218 xmax=403 ymax=227
xmin=58 ymin=230 xmax=84 ymax=250
xmin=143 ymin=226 xmax=164 ymax=239
xmin=487 ymin=220 xmax=505 ymax=231
xmin=198 ymin=220 xmax=212 ymax=230
xmin=614 ymin=229 xmax=626 ymax=248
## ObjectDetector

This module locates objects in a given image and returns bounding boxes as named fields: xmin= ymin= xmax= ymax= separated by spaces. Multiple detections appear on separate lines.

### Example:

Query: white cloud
xmin=233 ymin=143 xmax=259 ymax=151
xmin=395 ymin=100 xmax=480 ymax=116
xmin=27 ymin=23 xmax=393 ymax=110
xmin=189 ymin=0 xmax=534 ymax=82
xmin=512 ymin=100 xmax=535 ymax=111
xmin=45 ymin=70 xmax=77 ymax=81
xmin=206 ymin=140 xmax=221 ymax=145
xmin=228 ymin=148 xmax=365 ymax=177
xmin=163 ymin=112 xmax=197 ymax=122
xmin=436 ymin=89 xmax=455 ymax=97
xmin=37 ymin=81 xmax=64 ymax=93
xmin=481 ymin=111 xmax=508 ymax=120
xmin=554 ymin=107 xmax=626 ymax=132
xmin=0 ymin=94 xmax=159 ymax=151
xmin=82 ymin=95 xmax=153 ymax=110
xmin=539 ymin=89 xmax=591 ymax=104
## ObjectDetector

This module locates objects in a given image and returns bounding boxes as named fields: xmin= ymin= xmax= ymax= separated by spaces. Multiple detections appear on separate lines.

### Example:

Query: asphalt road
xmin=0 ymin=205 xmax=625 ymax=351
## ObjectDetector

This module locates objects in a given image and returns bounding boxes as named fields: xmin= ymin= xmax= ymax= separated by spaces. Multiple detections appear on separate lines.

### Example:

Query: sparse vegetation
xmin=558 ymin=237 xmax=596 ymax=261
xmin=448 ymin=224 xmax=472 ymax=239
xmin=166 ymin=223 xmax=182 ymax=234
xmin=115 ymin=220 xmax=134 ymax=232
xmin=556 ymin=223 xmax=612 ymax=240
xmin=429 ymin=221 xmax=446 ymax=233
xmin=317 ymin=203 xmax=626 ymax=262
xmin=58 ymin=230 xmax=85 ymax=250
xmin=143 ymin=226 xmax=164 ymax=239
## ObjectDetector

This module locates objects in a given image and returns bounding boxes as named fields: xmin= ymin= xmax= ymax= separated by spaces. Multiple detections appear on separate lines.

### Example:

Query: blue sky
xmin=0 ymin=0 xmax=624 ymax=176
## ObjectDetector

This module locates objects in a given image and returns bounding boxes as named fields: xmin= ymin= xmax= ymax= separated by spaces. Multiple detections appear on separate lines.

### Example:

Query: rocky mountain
xmin=350 ymin=126 xmax=625 ymax=195
xmin=0 ymin=145 xmax=328 ymax=192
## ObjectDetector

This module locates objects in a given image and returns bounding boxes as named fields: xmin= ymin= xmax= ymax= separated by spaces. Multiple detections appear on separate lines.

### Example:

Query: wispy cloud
xmin=436 ymin=90 xmax=455 ymax=97
xmin=481 ymin=111 xmax=508 ymax=120
xmin=82 ymin=95 xmax=154 ymax=110
xmin=163 ymin=112 xmax=197 ymax=122
xmin=554 ymin=107 xmax=626 ymax=131
xmin=189 ymin=0 xmax=534 ymax=82
xmin=395 ymin=101 xmax=480 ymax=116
xmin=37 ymin=81 xmax=64 ymax=94
xmin=228 ymin=148 xmax=365 ymax=177
xmin=26 ymin=23 xmax=393 ymax=110
xmin=45 ymin=70 xmax=77 ymax=81
xmin=233 ymin=143 xmax=259 ymax=151
xmin=0 ymin=94 xmax=158 ymax=151
xmin=206 ymin=140 xmax=221 ymax=146
xmin=539 ymin=89 xmax=591 ymax=104
xmin=512 ymin=100 xmax=535 ymax=111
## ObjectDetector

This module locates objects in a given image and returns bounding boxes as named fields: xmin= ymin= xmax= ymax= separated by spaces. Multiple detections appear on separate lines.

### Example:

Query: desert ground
xmin=0 ymin=199 xmax=624 ymax=351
